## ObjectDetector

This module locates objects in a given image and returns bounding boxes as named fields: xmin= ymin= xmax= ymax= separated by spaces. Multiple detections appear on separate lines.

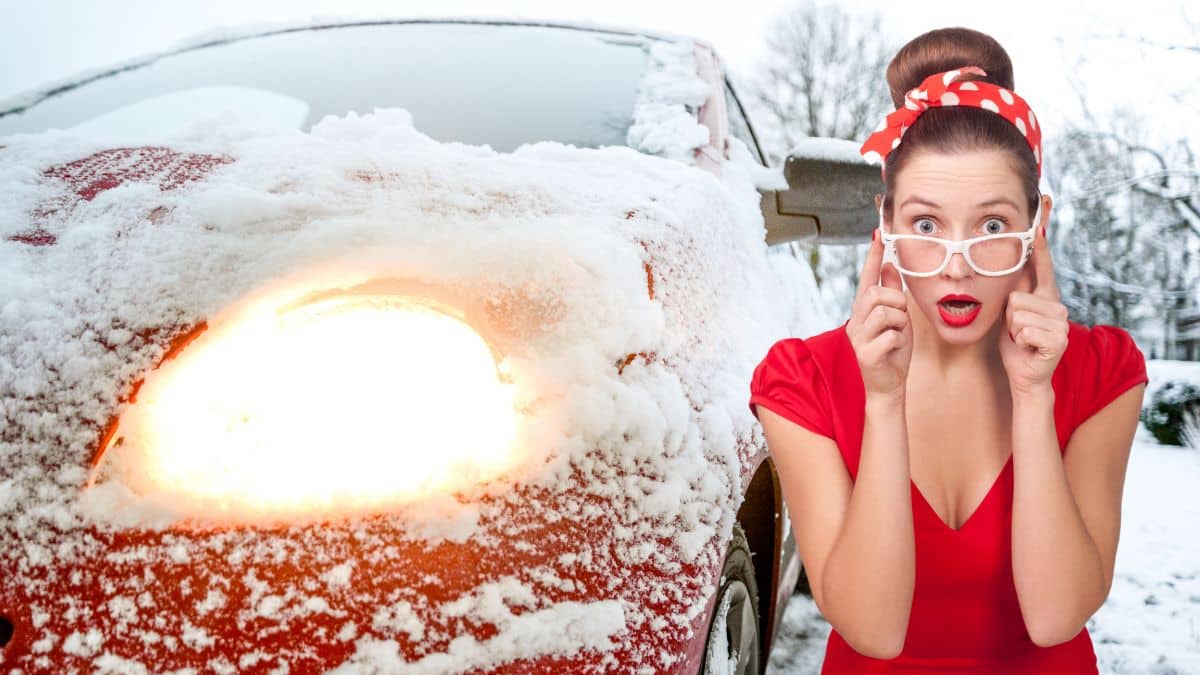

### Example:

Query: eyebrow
xmin=899 ymin=196 xmax=1021 ymax=210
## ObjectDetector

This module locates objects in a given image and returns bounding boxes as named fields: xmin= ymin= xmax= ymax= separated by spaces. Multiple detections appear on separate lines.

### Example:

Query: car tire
xmin=699 ymin=523 xmax=761 ymax=675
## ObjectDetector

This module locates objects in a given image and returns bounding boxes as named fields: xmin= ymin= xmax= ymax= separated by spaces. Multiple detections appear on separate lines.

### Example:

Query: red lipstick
xmin=937 ymin=294 xmax=982 ymax=327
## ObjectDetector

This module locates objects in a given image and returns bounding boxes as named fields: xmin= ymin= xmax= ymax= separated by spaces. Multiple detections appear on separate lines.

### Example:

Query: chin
xmin=934 ymin=320 xmax=990 ymax=343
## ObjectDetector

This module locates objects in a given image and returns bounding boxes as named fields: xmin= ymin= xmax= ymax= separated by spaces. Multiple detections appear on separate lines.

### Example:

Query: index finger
xmin=856 ymin=225 xmax=886 ymax=298
xmin=1032 ymin=224 xmax=1061 ymax=302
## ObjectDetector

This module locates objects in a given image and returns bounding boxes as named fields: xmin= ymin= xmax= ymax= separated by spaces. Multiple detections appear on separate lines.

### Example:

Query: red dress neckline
xmin=912 ymin=454 xmax=1014 ymax=533
xmin=831 ymin=323 xmax=1018 ymax=534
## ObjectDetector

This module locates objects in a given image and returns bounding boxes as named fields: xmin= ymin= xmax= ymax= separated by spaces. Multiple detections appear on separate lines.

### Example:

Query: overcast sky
xmin=1 ymin=0 xmax=1196 ymax=145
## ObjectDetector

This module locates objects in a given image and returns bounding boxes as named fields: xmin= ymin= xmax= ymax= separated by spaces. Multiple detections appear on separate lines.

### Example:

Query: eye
xmin=982 ymin=218 xmax=1007 ymax=235
xmin=914 ymin=218 xmax=937 ymax=235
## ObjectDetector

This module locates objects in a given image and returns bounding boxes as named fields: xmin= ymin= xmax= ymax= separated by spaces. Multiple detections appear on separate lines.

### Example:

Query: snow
xmin=702 ymin=588 xmax=739 ymax=675
xmin=372 ymin=601 xmax=425 ymax=641
xmin=62 ymin=628 xmax=104 ymax=658
xmin=1088 ymin=433 xmax=1200 ymax=673
xmin=1146 ymin=359 xmax=1200 ymax=403
xmin=626 ymin=39 xmax=713 ymax=164
xmin=333 ymin=578 xmax=625 ymax=675
xmin=0 ymin=40 xmax=818 ymax=670
xmin=729 ymin=136 xmax=788 ymax=192
xmin=786 ymin=137 xmax=869 ymax=166
xmin=766 ymin=399 xmax=1200 ymax=673
xmin=324 ymin=563 xmax=355 ymax=589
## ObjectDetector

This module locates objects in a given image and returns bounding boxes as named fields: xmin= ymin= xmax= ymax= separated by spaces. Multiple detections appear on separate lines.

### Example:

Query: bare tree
xmin=1051 ymin=14 xmax=1200 ymax=359
xmin=1049 ymin=114 xmax=1199 ymax=359
xmin=744 ymin=0 xmax=896 ymax=321
xmin=748 ymin=1 xmax=894 ymax=160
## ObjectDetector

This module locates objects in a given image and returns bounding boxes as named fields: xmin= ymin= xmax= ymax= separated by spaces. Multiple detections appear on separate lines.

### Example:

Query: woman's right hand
xmin=846 ymin=229 xmax=913 ymax=401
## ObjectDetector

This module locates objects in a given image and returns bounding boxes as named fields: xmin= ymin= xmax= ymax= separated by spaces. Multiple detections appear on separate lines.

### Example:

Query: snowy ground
xmin=766 ymin=365 xmax=1200 ymax=674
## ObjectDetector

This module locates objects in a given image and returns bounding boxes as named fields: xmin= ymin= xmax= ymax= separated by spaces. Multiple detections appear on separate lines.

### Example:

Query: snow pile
xmin=787 ymin=137 xmax=868 ymax=165
xmin=626 ymin=39 xmax=713 ymax=163
xmin=0 ymin=99 xmax=818 ymax=670
xmin=729 ymin=136 xmax=788 ymax=192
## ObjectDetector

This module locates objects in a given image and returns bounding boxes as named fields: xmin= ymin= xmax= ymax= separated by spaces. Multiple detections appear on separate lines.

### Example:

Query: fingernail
xmin=872 ymin=229 xmax=877 ymax=242
xmin=1039 ymin=225 xmax=1046 ymax=238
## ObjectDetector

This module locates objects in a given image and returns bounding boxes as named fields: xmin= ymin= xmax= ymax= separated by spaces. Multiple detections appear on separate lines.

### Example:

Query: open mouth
xmin=939 ymin=299 xmax=980 ymax=315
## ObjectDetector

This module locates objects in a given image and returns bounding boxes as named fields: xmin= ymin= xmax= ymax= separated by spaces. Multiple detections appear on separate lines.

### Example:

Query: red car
xmin=0 ymin=19 xmax=875 ymax=673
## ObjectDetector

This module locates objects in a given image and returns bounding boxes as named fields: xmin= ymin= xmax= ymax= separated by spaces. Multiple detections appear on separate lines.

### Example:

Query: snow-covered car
xmin=0 ymin=19 xmax=876 ymax=674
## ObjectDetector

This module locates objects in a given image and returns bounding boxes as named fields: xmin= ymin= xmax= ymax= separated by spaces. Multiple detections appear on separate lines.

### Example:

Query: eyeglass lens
xmin=894 ymin=236 xmax=1023 ymax=274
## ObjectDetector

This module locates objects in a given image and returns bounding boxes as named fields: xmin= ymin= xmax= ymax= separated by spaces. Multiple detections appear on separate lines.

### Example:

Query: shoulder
xmin=1086 ymin=323 xmax=1144 ymax=359
xmin=1063 ymin=319 xmax=1143 ymax=362
xmin=1064 ymin=320 xmax=1149 ymax=428
xmin=751 ymin=321 xmax=846 ymax=386
xmin=748 ymin=321 xmax=848 ymax=438
xmin=1064 ymin=320 xmax=1146 ymax=371
xmin=751 ymin=337 xmax=821 ymax=399
xmin=758 ymin=335 xmax=815 ymax=367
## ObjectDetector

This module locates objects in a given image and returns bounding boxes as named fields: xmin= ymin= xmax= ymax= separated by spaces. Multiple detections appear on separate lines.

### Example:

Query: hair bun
xmin=886 ymin=27 xmax=1014 ymax=109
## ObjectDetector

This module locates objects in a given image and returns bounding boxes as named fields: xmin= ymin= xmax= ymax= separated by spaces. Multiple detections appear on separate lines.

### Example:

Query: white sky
xmin=1 ymin=0 xmax=1196 ymax=144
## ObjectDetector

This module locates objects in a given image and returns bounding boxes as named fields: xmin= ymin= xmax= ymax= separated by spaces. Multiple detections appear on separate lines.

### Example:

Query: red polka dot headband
xmin=859 ymin=66 xmax=1042 ymax=177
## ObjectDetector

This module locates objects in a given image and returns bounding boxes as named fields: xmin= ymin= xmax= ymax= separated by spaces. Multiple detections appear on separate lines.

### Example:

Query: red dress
xmin=748 ymin=318 xmax=1149 ymax=674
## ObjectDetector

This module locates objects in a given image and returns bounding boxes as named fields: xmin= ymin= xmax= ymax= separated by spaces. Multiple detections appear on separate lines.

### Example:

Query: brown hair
xmin=880 ymin=28 xmax=1039 ymax=221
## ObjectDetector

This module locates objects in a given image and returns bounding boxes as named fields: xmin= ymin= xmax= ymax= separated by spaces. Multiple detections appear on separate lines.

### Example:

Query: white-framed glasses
xmin=878 ymin=197 xmax=1041 ymax=277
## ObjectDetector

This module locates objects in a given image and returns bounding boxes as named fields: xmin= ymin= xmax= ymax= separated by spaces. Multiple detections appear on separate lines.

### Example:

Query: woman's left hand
xmin=1000 ymin=223 xmax=1068 ymax=395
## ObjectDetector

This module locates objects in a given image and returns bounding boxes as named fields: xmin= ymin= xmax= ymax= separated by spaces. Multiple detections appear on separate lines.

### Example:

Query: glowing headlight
xmin=94 ymin=294 xmax=519 ymax=520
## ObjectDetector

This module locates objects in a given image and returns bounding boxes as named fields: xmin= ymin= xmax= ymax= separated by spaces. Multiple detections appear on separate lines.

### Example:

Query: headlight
xmin=91 ymin=293 xmax=519 ymax=522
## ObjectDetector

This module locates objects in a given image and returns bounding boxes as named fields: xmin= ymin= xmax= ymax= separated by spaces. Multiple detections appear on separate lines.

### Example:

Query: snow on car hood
xmin=0 ymin=106 xmax=818 ymax=670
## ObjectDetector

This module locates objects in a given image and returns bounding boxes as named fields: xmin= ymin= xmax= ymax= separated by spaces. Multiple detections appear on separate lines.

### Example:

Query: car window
xmin=724 ymin=80 xmax=766 ymax=165
xmin=0 ymin=23 xmax=652 ymax=152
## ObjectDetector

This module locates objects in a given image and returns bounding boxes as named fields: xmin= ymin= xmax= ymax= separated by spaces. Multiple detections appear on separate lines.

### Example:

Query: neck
xmin=907 ymin=289 xmax=1008 ymax=383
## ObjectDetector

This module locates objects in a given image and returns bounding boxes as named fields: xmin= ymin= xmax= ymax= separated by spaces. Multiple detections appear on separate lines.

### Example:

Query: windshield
xmin=0 ymin=22 xmax=653 ymax=151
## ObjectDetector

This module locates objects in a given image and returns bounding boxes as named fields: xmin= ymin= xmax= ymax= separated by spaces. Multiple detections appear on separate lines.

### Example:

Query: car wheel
xmin=700 ymin=523 xmax=761 ymax=675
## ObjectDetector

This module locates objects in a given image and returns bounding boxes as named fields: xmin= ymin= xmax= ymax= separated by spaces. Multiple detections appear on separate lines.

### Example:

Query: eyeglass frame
xmin=877 ymin=195 xmax=1042 ymax=277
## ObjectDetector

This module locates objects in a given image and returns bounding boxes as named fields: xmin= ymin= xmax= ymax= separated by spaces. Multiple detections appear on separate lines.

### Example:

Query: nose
xmin=942 ymin=247 xmax=974 ymax=278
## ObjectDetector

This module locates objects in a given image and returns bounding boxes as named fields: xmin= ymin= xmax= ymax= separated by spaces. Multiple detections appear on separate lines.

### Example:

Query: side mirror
xmin=759 ymin=138 xmax=880 ymax=246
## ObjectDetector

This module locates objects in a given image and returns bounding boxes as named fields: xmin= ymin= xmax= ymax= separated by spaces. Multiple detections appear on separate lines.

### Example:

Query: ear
xmin=1039 ymin=192 xmax=1054 ymax=231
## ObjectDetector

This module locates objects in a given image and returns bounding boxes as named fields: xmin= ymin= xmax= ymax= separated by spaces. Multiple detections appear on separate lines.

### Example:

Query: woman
xmin=748 ymin=28 xmax=1149 ymax=673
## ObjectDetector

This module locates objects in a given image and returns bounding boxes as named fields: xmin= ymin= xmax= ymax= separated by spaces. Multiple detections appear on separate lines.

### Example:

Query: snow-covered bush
xmin=1140 ymin=380 xmax=1200 ymax=447
xmin=1181 ymin=406 xmax=1200 ymax=450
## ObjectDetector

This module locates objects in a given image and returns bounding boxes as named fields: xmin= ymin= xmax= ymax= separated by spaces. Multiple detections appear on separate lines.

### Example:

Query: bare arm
xmin=758 ymin=390 xmax=914 ymax=659
xmin=1009 ymin=383 xmax=1143 ymax=646
xmin=757 ymin=219 xmax=915 ymax=658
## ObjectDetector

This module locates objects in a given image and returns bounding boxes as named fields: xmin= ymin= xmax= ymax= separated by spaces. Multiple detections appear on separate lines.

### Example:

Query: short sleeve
xmin=1074 ymin=325 xmax=1150 ymax=426
xmin=748 ymin=338 xmax=835 ymax=440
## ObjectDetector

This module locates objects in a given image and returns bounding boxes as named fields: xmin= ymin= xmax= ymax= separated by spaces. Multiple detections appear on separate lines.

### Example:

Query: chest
xmin=904 ymin=391 xmax=1014 ymax=532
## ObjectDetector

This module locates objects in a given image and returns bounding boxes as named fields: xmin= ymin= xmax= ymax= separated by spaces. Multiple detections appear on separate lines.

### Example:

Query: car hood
xmin=0 ymin=110 xmax=791 ymax=671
